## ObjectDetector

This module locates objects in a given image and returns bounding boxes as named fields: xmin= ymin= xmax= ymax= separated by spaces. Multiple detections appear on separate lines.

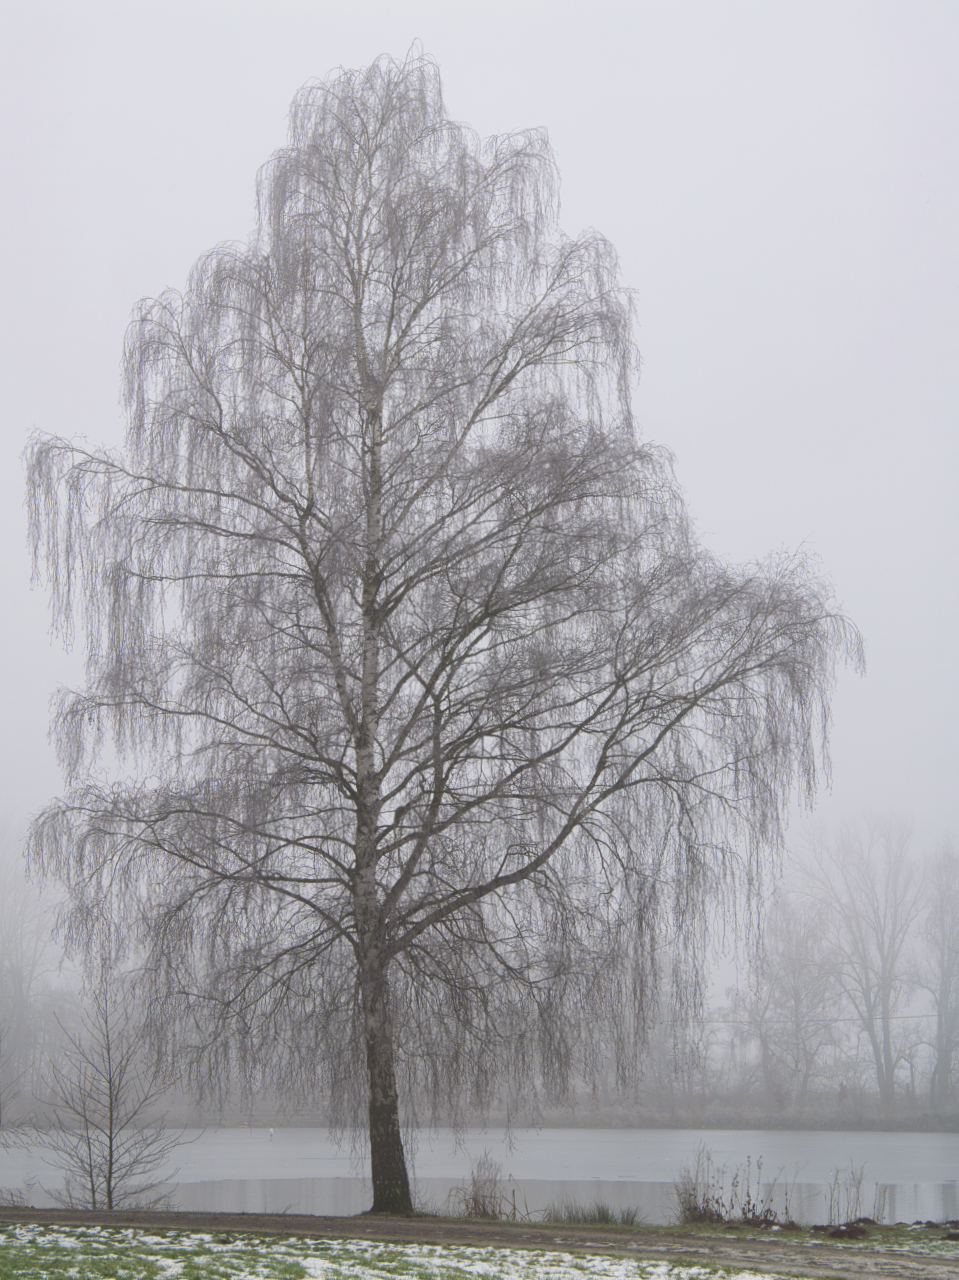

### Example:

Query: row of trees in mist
xmin=635 ymin=824 xmax=959 ymax=1125
xmin=5 ymin=820 xmax=954 ymax=1151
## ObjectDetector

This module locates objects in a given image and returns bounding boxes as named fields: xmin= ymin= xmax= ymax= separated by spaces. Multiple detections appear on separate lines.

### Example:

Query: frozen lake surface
xmin=2 ymin=1126 xmax=956 ymax=1223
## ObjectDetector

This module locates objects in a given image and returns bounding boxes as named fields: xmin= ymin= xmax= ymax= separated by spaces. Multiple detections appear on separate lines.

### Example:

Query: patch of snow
xmin=0 ymin=1223 xmax=815 ymax=1279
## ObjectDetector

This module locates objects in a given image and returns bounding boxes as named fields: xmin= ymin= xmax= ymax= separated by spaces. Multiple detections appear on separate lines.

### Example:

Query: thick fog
xmin=1 ymin=0 xmax=956 ymax=861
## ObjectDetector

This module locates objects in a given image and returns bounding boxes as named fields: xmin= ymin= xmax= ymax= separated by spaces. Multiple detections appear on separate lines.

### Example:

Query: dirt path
xmin=2 ymin=1207 xmax=958 ymax=1278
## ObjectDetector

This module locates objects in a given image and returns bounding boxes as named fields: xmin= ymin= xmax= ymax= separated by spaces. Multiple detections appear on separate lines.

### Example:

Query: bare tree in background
xmin=804 ymin=821 xmax=922 ymax=1118
xmin=918 ymin=844 xmax=959 ymax=1109
xmin=25 ymin=51 xmax=861 ymax=1213
xmin=0 ymin=866 xmax=59 ymax=1126
xmin=732 ymin=897 xmax=839 ymax=1115
xmin=36 ymin=979 xmax=181 ymax=1210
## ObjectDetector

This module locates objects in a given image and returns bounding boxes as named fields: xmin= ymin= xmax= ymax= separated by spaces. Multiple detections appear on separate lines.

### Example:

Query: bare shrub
xmin=673 ymin=1143 xmax=796 ymax=1227
xmin=826 ymin=1161 xmax=866 ymax=1225
xmin=446 ymin=1152 xmax=506 ymax=1220
xmin=674 ymin=1143 xmax=726 ymax=1224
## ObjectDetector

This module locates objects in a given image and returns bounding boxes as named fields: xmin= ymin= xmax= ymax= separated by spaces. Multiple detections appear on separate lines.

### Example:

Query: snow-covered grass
xmin=0 ymin=1223 xmax=802 ymax=1280
xmin=4 ymin=1221 xmax=959 ymax=1280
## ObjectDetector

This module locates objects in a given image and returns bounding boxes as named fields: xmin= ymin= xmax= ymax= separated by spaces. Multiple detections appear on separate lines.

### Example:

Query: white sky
xmin=1 ymin=0 xmax=956 ymax=863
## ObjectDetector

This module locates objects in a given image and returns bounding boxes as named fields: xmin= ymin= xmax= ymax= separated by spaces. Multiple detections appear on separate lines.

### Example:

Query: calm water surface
xmin=2 ymin=1127 xmax=955 ymax=1223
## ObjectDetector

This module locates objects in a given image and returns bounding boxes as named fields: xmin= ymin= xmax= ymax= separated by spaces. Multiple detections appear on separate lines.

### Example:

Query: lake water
xmin=2 ymin=1127 xmax=956 ymax=1224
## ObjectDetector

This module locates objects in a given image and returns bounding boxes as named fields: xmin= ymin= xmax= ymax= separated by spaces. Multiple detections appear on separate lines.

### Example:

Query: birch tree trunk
xmin=360 ymin=959 xmax=412 ymax=1213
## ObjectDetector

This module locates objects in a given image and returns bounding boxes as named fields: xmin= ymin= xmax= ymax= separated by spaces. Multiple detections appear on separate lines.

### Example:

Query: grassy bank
xmin=0 ymin=1222 xmax=796 ymax=1279
xmin=3 ymin=1219 xmax=959 ymax=1280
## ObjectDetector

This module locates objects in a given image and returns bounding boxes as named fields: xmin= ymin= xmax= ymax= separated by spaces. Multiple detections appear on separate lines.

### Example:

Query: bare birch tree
xmin=25 ymin=51 xmax=861 ymax=1212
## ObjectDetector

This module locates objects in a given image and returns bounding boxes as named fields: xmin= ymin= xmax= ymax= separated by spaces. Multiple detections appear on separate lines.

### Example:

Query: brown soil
xmin=2 ymin=1207 xmax=959 ymax=1278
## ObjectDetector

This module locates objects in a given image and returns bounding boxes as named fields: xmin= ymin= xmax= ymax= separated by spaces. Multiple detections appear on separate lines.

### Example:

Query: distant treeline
xmin=564 ymin=823 xmax=959 ymax=1131
xmin=2 ymin=821 xmax=956 ymax=1134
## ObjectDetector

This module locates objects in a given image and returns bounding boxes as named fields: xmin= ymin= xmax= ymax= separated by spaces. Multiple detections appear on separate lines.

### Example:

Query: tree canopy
xmin=26 ymin=51 xmax=861 ymax=1212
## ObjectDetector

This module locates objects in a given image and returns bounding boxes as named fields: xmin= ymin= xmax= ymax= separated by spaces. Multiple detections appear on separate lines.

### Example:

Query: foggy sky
xmin=1 ymin=0 xmax=956 ymax=861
